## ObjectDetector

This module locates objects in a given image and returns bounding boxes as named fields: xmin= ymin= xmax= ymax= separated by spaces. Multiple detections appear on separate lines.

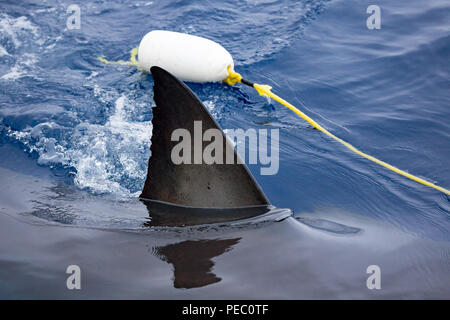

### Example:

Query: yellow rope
xmin=129 ymin=47 xmax=139 ymax=66
xmin=225 ymin=67 xmax=450 ymax=195
xmin=97 ymin=47 xmax=139 ymax=67
xmin=224 ymin=66 xmax=242 ymax=85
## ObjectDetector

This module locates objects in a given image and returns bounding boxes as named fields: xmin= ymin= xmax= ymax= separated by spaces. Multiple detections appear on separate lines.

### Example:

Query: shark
xmin=0 ymin=67 xmax=448 ymax=298
xmin=139 ymin=66 xmax=291 ymax=227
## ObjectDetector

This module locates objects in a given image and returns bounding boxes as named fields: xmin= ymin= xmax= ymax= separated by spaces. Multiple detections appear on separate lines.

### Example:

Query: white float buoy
xmin=138 ymin=30 xmax=234 ymax=83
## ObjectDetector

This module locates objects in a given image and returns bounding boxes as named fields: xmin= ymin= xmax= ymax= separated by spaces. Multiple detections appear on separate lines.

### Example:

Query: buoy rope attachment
xmin=225 ymin=66 xmax=450 ymax=196
xmin=97 ymin=47 xmax=139 ymax=67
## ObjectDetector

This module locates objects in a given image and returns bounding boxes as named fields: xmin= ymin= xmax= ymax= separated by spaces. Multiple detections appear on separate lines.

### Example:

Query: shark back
xmin=140 ymin=66 xmax=270 ymax=208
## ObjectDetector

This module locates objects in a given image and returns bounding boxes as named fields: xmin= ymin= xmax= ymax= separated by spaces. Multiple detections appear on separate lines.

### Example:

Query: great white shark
xmin=131 ymin=67 xmax=446 ymax=293
xmin=0 ymin=67 xmax=448 ymax=298
xmin=139 ymin=66 xmax=291 ymax=227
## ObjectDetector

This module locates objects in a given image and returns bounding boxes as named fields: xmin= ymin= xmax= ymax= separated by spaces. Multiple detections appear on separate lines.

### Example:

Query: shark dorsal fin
xmin=140 ymin=66 xmax=270 ymax=208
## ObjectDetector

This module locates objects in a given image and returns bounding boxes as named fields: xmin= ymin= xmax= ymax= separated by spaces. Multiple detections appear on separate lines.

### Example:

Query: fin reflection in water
xmin=153 ymin=238 xmax=241 ymax=289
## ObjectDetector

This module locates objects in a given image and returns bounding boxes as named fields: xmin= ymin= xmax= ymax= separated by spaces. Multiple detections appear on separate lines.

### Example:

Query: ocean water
xmin=0 ymin=0 xmax=449 ymax=298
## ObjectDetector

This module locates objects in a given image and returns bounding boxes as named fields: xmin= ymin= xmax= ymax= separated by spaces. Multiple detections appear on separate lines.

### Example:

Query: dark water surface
xmin=0 ymin=0 xmax=449 ymax=298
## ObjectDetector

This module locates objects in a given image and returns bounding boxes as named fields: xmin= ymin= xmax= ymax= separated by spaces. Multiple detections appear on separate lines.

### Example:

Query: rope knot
xmin=224 ymin=65 xmax=242 ymax=86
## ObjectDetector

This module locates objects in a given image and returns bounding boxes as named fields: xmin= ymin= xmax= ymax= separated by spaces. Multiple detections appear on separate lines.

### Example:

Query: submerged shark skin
xmin=2 ymin=158 xmax=450 ymax=297
xmin=139 ymin=66 xmax=276 ymax=226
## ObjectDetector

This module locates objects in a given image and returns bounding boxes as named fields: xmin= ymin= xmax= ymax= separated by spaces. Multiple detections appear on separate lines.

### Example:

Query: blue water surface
xmin=0 ymin=0 xmax=449 ymax=239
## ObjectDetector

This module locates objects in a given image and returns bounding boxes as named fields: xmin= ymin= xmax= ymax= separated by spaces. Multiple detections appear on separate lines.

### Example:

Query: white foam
xmin=1 ymin=65 xmax=21 ymax=80
xmin=0 ymin=45 xmax=9 ymax=57
xmin=0 ymin=14 xmax=39 ymax=47
xmin=131 ymin=1 xmax=154 ymax=7
xmin=0 ymin=14 xmax=40 ymax=81
xmin=1 ymin=53 xmax=38 ymax=80
xmin=5 ymin=93 xmax=153 ymax=199
xmin=203 ymin=99 xmax=219 ymax=117
xmin=67 ymin=94 xmax=152 ymax=197
xmin=36 ymin=137 xmax=66 ymax=165
xmin=66 ymin=82 xmax=152 ymax=196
